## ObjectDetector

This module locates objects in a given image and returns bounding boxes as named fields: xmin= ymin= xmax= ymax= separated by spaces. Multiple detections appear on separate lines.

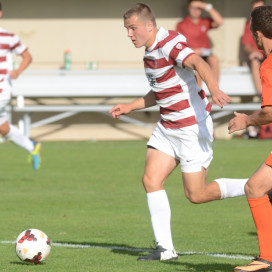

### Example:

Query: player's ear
xmin=147 ymin=20 xmax=154 ymax=32
xmin=256 ymin=31 xmax=264 ymax=42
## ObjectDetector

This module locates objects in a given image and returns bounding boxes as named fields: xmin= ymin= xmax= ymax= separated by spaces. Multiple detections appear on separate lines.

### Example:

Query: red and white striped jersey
xmin=144 ymin=27 xmax=211 ymax=129
xmin=0 ymin=27 xmax=27 ymax=81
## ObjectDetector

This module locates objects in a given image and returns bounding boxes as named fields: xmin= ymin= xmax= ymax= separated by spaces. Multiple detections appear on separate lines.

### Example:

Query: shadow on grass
xmin=54 ymin=240 xmax=150 ymax=258
xmin=10 ymin=261 xmax=45 ymax=266
xmin=54 ymin=240 xmax=250 ymax=271
xmin=161 ymin=261 xmax=241 ymax=271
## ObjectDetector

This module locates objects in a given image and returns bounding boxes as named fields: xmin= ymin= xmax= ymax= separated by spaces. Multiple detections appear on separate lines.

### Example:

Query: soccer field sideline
xmin=0 ymin=240 xmax=253 ymax=261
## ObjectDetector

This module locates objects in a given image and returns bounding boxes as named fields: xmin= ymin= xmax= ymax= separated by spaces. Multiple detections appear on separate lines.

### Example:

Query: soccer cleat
xmin=137 ymin=245 xmax=178 ymax=261
xmin=28 ymin=141 xmax=41 ymax=170
xmin=234 ymin=258 xmax=272 ymax=272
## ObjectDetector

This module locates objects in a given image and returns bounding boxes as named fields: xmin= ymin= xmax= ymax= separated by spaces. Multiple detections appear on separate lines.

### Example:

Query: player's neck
xmin=145 ymin=27 xmax=159 ymax=49
xmin=190 ymin=16 xmax=200 ymax=24
xmin=262 ymin=38 xmax=272 ymax=56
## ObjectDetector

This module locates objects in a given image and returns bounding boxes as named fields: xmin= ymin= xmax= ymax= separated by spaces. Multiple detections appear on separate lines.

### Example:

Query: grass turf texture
xmin=0 ymin=139 xmax=270 ymax=271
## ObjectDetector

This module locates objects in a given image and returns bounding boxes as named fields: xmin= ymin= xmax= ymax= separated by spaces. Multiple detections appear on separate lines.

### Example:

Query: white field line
xmin=1 ymin=240 xmax=253 ymax=261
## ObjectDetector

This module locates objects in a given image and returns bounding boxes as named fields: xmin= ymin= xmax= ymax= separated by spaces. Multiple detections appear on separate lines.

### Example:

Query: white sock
xmin=147 ymin=190 xmax=174 ymax=250
xmin=215 ymin=178 xmax=248 ymax=199
xmin=5 ymin=124 xmax=34 ymax=153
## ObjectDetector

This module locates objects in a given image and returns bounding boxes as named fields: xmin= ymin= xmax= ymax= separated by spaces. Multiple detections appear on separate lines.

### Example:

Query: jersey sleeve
xmin=10 ymin=34 xmax=27 ymax=55
xmin=168 ymin=39 xmax=195 ymax=68
xmin=261 ymin=67 xmax=272 ymax=107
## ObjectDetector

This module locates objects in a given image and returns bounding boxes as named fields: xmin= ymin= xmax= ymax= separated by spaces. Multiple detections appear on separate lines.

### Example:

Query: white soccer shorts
xmin=147 ymin=115 xmax=214 ymax=173
xmin=0 ymin=77 xmax=12 ymax=125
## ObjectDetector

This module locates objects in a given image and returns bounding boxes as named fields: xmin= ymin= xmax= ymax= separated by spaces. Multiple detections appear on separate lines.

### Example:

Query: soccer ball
xmin=15 ymin=229 xmax=51 ymax=264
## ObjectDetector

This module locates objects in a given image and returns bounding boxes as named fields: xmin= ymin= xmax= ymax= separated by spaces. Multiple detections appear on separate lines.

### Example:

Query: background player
xmin=229 ymin=6 xmax=272 ymax=272
xmin=0 ymin=2 xmax=41 ymax=170
xmin=176 ymin=0 xmax=223 ymax=86
xmin=110 ymin=3 xmax=248 ymax=261
xmin=241 ymin=0 xmax=266 ymax=96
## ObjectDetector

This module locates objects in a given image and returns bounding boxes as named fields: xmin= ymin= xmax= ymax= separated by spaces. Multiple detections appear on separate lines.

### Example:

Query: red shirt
xmin=260 ymin=53 xmax=272 ymax=107
xmin=242 ymin=19 xmax=264 ymax=56
xmin=176 ymin=16 xmax=213 ymax=49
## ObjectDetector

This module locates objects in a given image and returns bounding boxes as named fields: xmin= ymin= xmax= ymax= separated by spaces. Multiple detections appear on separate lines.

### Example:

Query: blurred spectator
xmin=241 ymin=0 xmax=266 ymax=96
xmin=176 ymin=0 xmax=223 ymax=86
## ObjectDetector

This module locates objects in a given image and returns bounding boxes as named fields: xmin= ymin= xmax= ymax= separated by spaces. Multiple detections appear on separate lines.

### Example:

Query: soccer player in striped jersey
xmin=229 ymin=6 xmax=272 ymax=272
xmin=0 ymin=2 xmax=41 ymax=170
xmin=110 ymin=3 xmax=248 ymax=261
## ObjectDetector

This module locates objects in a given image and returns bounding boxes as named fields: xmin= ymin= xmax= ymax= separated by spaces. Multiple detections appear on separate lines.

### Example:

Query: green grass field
xmin=0 ymin=139 xmax=270 ymax=272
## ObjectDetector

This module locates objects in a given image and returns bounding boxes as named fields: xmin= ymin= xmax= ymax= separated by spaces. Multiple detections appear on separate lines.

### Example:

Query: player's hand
xmin=249 ymin=51 xmax=264 ymax=61
xmin=192 ymin=48 xmax=202 ymax=56
xmin=211 ymin=89 xmax=232 ymax=108
xmin=228 ymin=112 xmax=249 ymax=134
xmin=9 ymin=70 xmax=20 ymax=79
xmin=190 ymin=1 xmax=206 ymax=10
xmin=109 ymin=104 xmax=131 ymax=119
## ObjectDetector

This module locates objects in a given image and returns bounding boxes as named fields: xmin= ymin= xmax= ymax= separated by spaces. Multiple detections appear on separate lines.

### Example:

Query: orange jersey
xmin=266 ymin=153 xmax=272 ymax=167
xmin=260 ymin=53 xmax=272 ymax=108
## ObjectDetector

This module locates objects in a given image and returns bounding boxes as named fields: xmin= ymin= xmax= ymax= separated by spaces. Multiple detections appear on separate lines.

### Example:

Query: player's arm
xmin=191 ymin=1 xmax=223 ymax=27
xmin=9 ymin=49 xmax=32 ymax=80
xmin=228 ymin=107 xmax=272 ymax=134
xmin=244 ymin=44 xmax=256 ymax=55
xmin=183 ymin=53 xmax=231 ymax=108
xmin=110 ymin=90 xmax=156 ymax=119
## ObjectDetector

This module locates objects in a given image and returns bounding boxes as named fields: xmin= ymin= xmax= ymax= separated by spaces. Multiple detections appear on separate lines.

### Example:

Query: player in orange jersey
xmin=229 ymin=5 xmax=272 ymax=272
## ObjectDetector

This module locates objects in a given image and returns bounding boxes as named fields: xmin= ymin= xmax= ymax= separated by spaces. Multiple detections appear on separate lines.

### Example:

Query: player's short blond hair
xmin=123 ymin=3 xmax=157 ymax=27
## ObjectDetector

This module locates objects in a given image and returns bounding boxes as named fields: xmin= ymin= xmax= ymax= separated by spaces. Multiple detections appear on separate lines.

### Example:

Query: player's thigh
xmin=182 ymin=167 xmax=208 ymax=195
xmin=246 ymin=162 xmax=272 ymax=198
xmin=144 ymin=147 xmax=178 ymax=185
xmin=0 ymin=88 xmax=11 ymax=130
xmin=206 ymin=55 xmax=219 ymax=67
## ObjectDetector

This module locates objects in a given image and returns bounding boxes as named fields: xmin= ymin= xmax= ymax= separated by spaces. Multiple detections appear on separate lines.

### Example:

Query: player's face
xmin=124 ymin=15 xmax=153 ymax=48
xmin=252 ymin=1 xmax=265 ymax=10
xmin=250 ymin=22 xmax=263 ymax=50
xmin=188 ymin=3 xmax=202 ymax=19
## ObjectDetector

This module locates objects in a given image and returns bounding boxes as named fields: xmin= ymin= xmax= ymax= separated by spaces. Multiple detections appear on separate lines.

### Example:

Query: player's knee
xmin=245 ymin=181 xmax=268 ymax=197
xmin=244 ymin=183 xmax=252 ymax=196
xmin=185 ymin=191 xmax=204 ymax=204
xmin=142 ymin=173 xmax=151 ymax=188
xmin=0 ymin=123 xmax=9 ymax=136
xmin=142 ymin=173 xmax=162 ymax=192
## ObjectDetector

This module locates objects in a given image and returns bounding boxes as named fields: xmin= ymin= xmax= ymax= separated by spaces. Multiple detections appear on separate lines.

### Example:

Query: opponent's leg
xmin=138 ymin=147 xmax=178 ymax=261
xmin=234 ymin=162 xmax=272 ymax=272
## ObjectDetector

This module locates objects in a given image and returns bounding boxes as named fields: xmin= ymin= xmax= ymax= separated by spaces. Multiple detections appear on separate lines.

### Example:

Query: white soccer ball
xmin=15 ymin=229 xmax=51 ymax=264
